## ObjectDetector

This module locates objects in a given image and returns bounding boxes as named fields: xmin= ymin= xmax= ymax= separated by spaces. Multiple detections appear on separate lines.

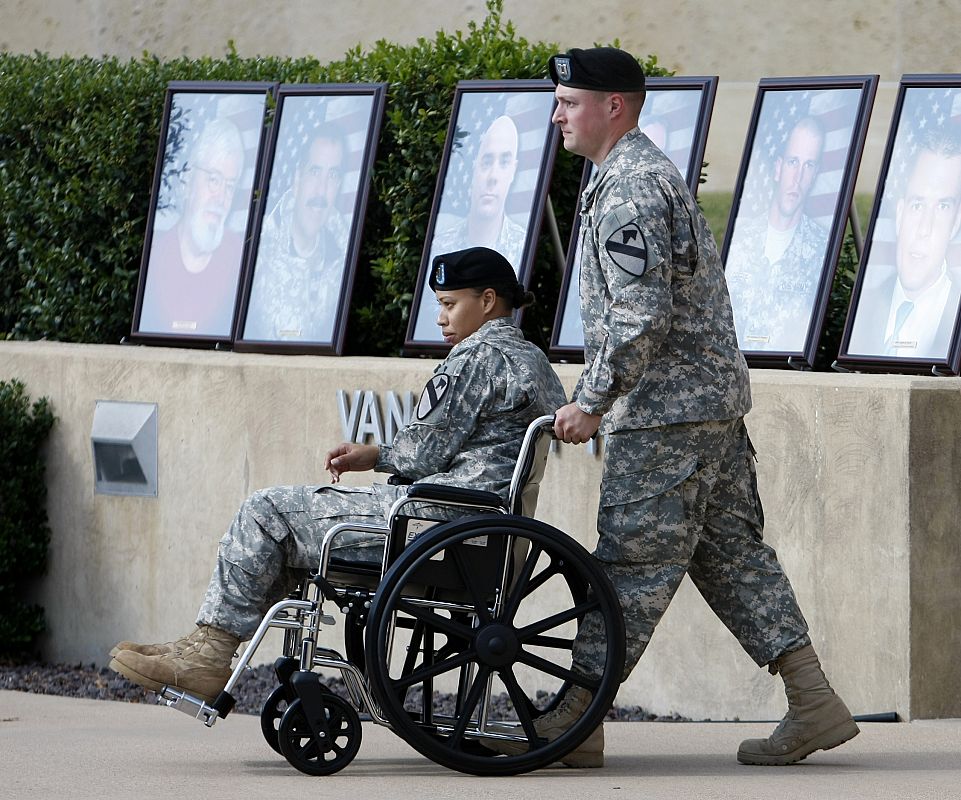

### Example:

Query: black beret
xmin=549 ymin=47 xmax=646 ymax=93
xmin=429 ymin=246 xmax=519 ymax=292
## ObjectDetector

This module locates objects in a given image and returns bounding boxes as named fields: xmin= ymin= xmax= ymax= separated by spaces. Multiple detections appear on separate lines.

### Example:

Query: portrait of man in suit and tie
xmin=847 ymin=127 xmax=961 ymax=359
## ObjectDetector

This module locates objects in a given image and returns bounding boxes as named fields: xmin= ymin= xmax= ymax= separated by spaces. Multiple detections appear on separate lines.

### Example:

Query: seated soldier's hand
xmin=325 ymin=443 xmax=380 ymax=483
xmin=553 ymin=402 xmax=602 ymax=445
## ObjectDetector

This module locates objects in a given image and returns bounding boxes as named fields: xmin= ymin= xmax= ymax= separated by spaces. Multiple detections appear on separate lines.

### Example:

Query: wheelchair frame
xmin=159 ymin=415 xmax=626 ymax=776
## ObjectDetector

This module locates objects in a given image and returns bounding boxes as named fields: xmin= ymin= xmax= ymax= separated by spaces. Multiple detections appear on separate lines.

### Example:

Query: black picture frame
xmin=838 ymin=75 xmax=961 ymax=375
xmin=404 ymin=80 xmax=560 ymax=354
xmin=722 ymin=75 xmax=878 ymax=369
xmin=233 ymin=83 xmax=387 ymax=355
xmin=131 ymin=81 xmax=274 ymax=346
xmin=549 ymin=76 xmax=719 ymax=360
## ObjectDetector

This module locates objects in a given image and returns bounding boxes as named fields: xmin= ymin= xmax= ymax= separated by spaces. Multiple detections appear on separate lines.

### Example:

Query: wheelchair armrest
xmin=404 ymin=482 xmax=505 ymax=510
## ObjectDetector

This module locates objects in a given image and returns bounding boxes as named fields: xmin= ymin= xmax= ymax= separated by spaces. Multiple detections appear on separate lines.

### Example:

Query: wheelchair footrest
xmin=159 ymin=686 xmax=236 ymax=728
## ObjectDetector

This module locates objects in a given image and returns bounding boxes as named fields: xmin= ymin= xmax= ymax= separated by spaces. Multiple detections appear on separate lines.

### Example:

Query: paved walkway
xmin=1 ymin=690 xmax=959 ymax=800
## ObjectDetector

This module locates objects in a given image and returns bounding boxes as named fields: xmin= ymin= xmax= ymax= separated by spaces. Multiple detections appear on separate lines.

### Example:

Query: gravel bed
xmin=0 ymin=660 xmax=686 ymax=722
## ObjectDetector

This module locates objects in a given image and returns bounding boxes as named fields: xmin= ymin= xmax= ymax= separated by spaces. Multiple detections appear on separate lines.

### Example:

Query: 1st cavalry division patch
xmin=417 ymin=373 xmax=452 ymax=419
xmin=606 ymin=222 xmax=648 ymax=277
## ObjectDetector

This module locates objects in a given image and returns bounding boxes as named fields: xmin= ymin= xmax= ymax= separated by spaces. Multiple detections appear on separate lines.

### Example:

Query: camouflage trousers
xmin=574 ymin=418 xmax=811 ymax=682
xmin=197 ymin=483 xmax=406 ymax=639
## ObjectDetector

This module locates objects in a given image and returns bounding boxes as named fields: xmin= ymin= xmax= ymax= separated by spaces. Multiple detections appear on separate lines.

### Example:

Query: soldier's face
xmin=773 ymin=126 xmax=822 ymax=221
xmin=293 ymin=137 xmax=344 ymax=239
xmin=470 ymin=119 xmax=518 ymax=221
xmin=552 ymin=86 xmax=611 ymax=163
xmin=435 ymin=288 xmax=492 ymax=345
xmin=895 ymin=149 xmax=961 ymax=294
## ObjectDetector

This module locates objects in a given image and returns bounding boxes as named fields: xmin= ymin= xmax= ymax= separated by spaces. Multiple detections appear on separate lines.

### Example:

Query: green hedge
xmin=0 ymin=2 xmax=668 ymax=356
xmin=0 ymin=380 xmax=55 ymax=656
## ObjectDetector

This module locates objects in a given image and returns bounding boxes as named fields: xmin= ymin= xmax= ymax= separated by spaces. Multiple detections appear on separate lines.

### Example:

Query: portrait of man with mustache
xmin=243 ymin=128 xmax=351 ymax=343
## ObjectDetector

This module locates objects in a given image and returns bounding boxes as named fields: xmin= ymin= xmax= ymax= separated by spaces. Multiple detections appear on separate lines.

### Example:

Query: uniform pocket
xmin=309 ymin=485 xmax=379 ymax=520
xmin=596 ymin=455 xmax=698 ymax=564
xmin=600 ymin=455 xmax=698 ymax=508
xmin=268 ymin=486 xmax=312 ymax=514
xmin=219 ymin=527 xmax=277 ymax=576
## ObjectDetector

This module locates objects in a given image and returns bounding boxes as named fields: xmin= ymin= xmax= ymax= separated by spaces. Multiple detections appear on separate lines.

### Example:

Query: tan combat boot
xmin=737 ymin=644 xmax=859 ymax=765
xmin=109 ymin=625 xmax=209 ymax=659
xmin=109 ymin=625 xmax=240 ymax=703
xmin=484 ymin=685 xmax=604 ymax=768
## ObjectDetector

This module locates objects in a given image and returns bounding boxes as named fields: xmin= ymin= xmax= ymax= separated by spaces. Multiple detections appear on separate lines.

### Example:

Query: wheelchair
xmin=158 ymin=415 xmax=626 ymax=776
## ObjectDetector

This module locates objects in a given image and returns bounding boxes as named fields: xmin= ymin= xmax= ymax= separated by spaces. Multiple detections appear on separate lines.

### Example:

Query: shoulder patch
xmin=605 ymin=221 xmax=648 ymax=277
xmin=416 ymin=373 xmax=452 ymax=420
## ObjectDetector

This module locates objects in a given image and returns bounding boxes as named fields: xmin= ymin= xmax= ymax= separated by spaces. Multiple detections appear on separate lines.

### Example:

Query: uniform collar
xmin=448 ymin=316 xmax=517 ymax=357
xmin=583 ymin=127 xmax=643 ymax=207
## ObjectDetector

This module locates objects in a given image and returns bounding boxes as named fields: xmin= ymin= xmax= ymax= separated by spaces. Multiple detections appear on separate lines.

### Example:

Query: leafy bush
xmin=814 ymin=233 xmax=858 ymax=371
xmin=0 ymin=380 xmax=55 ymax=656
xmin=0 ymin=51 xmax=300 ymax=344
xmin=0 ymin=0 xmax=668 ymax=355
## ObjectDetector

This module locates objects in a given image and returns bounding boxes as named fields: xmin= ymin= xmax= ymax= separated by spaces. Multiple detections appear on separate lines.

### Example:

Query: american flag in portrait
xmin=639 ymin=87 xmax=704 ymax=185
xmin=265 ymin=91 xmax=376 ymax=221
xmin=436 ymin=88 xmax=556 ymax=221
xmin=736 ymin=86 xmax=862 ymax=231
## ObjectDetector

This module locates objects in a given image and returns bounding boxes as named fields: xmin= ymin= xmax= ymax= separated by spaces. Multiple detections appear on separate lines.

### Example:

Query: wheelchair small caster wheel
xmin=260 ymin=684 xmax=294 ymax=754
xmin=261 ymin=681 xmax=335 ymax=754
xmin=277 ymin=695 xmax=362 ymax=775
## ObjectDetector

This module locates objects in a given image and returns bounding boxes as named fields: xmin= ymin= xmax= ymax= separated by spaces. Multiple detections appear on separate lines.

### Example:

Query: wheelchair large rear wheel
xmin=365 ymin=515 xmax=625 ymax=776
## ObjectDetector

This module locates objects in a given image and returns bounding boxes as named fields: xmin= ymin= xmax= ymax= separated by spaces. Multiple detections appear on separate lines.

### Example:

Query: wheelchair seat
xmin=323 ymin=413 xmax=554 ymax=585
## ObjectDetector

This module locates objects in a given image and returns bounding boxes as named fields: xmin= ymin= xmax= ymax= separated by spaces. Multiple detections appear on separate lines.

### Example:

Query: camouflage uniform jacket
xmin=243 ymin=190 xmax=350 ymax=341
xmin=725 ymin=212 xmax=828 ymax=352
xmin=376 ymin=316 xmax=565 ymax=500
xmin=432 ymin=214 xmax=528 ymax=271
xmin=574 ymin=128 xmax=752 ymax=432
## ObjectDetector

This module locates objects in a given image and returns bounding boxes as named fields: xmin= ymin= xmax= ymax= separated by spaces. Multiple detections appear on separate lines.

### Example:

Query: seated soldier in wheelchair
xmin=109 ymin=245 xmax=566 ymax=709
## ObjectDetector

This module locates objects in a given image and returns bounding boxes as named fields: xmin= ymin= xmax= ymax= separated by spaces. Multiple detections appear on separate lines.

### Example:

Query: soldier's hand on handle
xmin=553 ymin=402 xmax=602 ymax=445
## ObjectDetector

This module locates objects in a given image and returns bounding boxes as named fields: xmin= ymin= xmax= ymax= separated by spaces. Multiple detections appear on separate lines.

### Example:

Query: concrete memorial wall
xmin=2 ymin=340 xmax=960 ymax=720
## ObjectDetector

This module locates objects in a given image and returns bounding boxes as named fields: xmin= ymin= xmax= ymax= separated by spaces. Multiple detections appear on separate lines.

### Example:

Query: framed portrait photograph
xmin=131 ymin=81 xmax=274 ymax=345
xmin=404 ymin=80 xmax=560 ymax=354
xmin=838 ymin=75 xmax=961 ymax=375
xmin=234 ymin=83 xmax=388 ymax=355
xmin=550 ymin=76 xmax=720 ymax=359
xmin=722 ymin=75 xmax=878 ymax=368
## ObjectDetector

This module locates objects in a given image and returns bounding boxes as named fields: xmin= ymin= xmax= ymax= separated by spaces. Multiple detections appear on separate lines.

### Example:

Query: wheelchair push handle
xmin=504 ymin=414 xmax=558 ymax=516
xmin=530 ymin=413 xmax=558 ymax=438
xmin=522 ymin=414 xmax=558 ymax=447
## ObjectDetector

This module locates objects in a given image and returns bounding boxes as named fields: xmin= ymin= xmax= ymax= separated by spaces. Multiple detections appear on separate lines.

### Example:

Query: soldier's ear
xmin=481 ymin=287 xmax=498 ymax=313
xmin=608 ymin=92 xmax=625 ymax=118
